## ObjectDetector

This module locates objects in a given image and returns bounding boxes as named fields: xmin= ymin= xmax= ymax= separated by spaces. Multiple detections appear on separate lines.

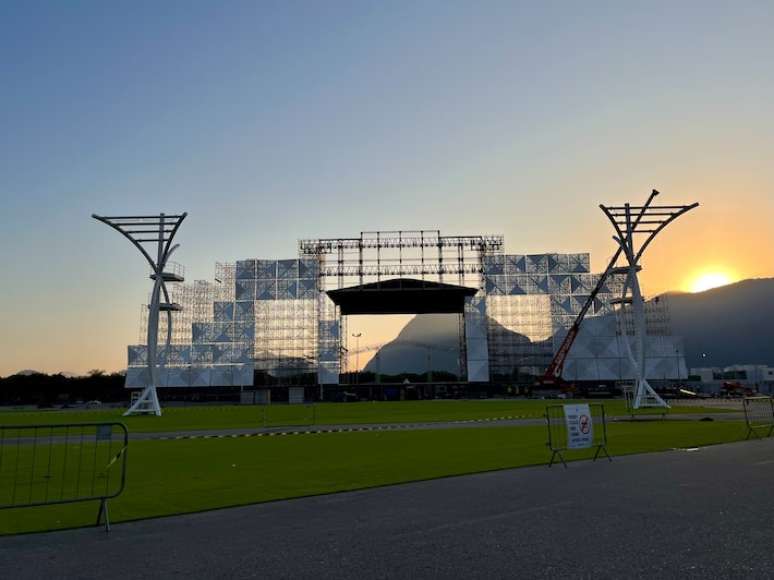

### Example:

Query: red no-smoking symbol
xmin=579 ymin=414 xmax=591 ymax=434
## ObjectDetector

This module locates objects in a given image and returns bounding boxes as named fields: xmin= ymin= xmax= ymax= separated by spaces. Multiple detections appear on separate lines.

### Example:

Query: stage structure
xmin=123 ymin=224 xmax=690 ymax=391
xmin=93 ymin=212 xmax=187 ymax=415
xmin=300 ymin=231 xmax=503 ymax=383
xmin=600 ymin=191 xmax=698 ymax=409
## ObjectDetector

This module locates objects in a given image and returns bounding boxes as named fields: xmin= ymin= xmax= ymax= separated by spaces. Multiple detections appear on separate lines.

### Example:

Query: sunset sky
xmin=1 ymin=1 xmax=773 ymax=376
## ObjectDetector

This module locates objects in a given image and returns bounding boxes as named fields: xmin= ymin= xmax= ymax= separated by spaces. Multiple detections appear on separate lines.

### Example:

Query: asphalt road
xmin=2 ymin=438 xmax=773 ymax=579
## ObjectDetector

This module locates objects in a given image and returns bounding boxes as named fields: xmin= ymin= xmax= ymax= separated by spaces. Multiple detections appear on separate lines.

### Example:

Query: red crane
xmin=539 ymin=251 xmax=623 ymax=388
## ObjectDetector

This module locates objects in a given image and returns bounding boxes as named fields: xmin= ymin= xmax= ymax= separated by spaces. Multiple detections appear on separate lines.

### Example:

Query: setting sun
xmin=689 ymin=272 xmax=734 ymax=293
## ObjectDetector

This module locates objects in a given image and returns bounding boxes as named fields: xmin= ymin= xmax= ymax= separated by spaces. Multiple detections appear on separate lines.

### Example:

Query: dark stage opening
xmin=327 ymin=278 xmax=477 ymax=388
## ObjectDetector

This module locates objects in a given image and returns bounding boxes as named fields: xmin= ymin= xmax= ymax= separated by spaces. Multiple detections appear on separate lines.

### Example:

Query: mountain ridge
xmin=365 ymin=278 xmax=774 ymax=375
xmin=661 ymin=277 xmax=774 ymax=368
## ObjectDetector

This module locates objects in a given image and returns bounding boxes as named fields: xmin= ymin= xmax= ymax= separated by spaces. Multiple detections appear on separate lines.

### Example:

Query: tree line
xmin=0 ymin=371 xmax=127 ymax=406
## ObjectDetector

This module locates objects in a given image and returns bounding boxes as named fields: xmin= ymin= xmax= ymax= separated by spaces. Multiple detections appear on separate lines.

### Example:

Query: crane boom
xmin=542 ymin=251 xmax=622 ymax=382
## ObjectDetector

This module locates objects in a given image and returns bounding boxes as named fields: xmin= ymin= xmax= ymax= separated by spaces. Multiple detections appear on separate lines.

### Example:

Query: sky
xmin=1 ymin=1 xmax=773 ymax=376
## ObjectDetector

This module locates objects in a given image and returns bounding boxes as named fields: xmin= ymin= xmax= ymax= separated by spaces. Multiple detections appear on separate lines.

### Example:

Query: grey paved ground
xmin=2 ymin=438 xmax=773 ymax=579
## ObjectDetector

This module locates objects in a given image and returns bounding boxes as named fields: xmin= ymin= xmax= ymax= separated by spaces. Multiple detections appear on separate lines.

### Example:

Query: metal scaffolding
xmin=482 ymin=253 xmax=626 ymax=379
xmin=300 ymin=231 xmax=500 ymax=381
xmin=301 ymin=230 xmax=502 ymax=288
xmin=122 ymin=224 xmax=692 ymax=391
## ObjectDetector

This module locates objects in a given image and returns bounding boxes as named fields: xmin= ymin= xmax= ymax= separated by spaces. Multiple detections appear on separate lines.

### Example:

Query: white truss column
xmin=93 ymin=212 xmax=188 ymax=416
xmin=600 ymin=190 xmax=698 ymax=410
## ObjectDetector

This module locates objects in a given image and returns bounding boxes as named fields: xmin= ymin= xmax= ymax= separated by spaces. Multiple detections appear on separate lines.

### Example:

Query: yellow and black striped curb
xmin=153 ymin=415 xmax=537 ymax=441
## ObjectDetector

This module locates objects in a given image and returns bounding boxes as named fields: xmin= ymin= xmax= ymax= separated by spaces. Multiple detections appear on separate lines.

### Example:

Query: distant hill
xmin=363 ymin=313 xmax=533 ymax=376
xmin=364 ymin=278 xmax=774 ymax=375
xmin=664 ymin=278 xmax=774 ymax=369
xmin=363 ymin=314 xmax=461 ymax=375
xmin=11 ymin=370 xmax=80 ymax=378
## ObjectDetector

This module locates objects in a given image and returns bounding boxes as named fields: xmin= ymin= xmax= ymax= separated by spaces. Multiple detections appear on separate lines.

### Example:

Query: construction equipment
xmin=537 ymin=256 xmax=638 ymax=390
xmin=721 ymin=381 xmax=756 ymax=398
xmin=537 ymin=256 xmax=621 ymax=390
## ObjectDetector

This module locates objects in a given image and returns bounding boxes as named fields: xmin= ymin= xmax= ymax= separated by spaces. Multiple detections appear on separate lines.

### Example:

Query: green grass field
xmin=0 ymin=399 xmax=731 ymax=434
xmin=0 ymin=419 xmax=749 ymax=535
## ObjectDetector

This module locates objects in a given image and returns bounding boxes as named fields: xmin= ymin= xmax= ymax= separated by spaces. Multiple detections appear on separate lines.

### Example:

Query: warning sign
xmin=564 ymin=404 xmax=593 ymax=449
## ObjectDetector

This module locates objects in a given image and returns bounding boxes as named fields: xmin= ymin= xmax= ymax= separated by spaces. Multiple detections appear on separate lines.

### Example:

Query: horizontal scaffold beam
xmin=299 ymin=234 xmax=504 ymax=254
xmin=317 ymin=263 xmax=485 ymax=277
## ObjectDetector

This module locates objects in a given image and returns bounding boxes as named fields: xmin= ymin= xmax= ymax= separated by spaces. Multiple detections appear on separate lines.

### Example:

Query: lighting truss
xmin=92 ymin=213 xmax=187 ymax=416
xmin=299 ymin=230 xmax=502 ymax=289
xmin=298 ymin=231 xmax=504 ymax=255
xmin=600 ymin=190 xmax=698 ymax=409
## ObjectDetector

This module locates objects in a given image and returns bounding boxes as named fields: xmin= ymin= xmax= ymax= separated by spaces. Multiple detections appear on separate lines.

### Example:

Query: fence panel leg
xmin=549 ymin=450 xmax=567 ymax=469
xmin=596 ymin=445 xmax=612 ymax=462
xmin=96 ymin=499 xmax=110 ymax=533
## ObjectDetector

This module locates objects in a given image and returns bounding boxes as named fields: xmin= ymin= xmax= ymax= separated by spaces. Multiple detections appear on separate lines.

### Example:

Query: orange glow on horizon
xmin=687 ymin=270 xmax=736 ymax=293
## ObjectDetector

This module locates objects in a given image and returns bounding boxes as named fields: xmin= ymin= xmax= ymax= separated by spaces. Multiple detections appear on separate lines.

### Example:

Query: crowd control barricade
xmin=743 ymin=397 xmax=774 ymax=440
xmin=545 ymin=403 xmax=611 ymax=468
xmin=0 ymin=422 xmax=128 ymax=532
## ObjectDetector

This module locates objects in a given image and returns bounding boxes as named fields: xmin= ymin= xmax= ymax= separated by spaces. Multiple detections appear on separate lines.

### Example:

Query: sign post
xmin=545 ymin=403 xmax=611 ymax=468
xmin=564 ymin=404 xmax=594 ymax=450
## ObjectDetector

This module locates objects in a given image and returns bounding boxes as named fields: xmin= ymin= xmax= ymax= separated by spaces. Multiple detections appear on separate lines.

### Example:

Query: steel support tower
xmin=600 ymin=191 xmax=698 ymax=409
xmin=93 ymin=212 xmax=187 ymax=416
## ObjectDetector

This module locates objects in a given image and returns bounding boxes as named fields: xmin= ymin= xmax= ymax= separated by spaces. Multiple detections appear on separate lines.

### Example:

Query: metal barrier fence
xmin=545 ymin=403 xmax=611 ymax=468
xmin=0 ymin=422 xmax=128 ymax=531
xmin=743 ymin=397 xmax=774 ymax=440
